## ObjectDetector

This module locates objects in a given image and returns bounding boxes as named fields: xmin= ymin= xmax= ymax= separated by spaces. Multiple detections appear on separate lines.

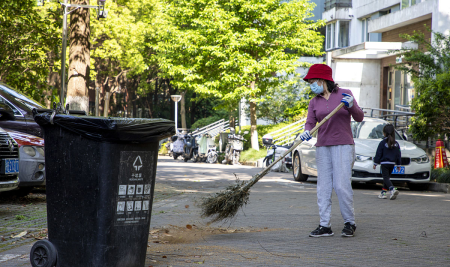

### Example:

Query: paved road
xmin=2 ymin=156 xmax=450 ymax=266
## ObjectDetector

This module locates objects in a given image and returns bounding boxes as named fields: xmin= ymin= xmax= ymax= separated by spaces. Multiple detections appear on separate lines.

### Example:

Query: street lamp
xmin=97 ymin=0 xmax=108 ymax=19
xmin=170 ymin=95 xmax=182 ymax=133
xmin=58 ymin=0 xmax=107 ymax=113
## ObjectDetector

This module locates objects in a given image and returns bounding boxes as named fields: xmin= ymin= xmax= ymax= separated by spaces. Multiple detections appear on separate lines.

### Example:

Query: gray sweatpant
xmin=316 ymin=145 xmax=356 ymax=227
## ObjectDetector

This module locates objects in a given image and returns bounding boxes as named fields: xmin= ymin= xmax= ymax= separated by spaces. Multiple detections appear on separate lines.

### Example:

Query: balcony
xmin=324 ymin=0 xmax=352 ymax=11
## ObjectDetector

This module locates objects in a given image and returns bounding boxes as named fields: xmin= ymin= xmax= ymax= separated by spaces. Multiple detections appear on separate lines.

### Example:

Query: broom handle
xmin=243 ymin=102 xmax=345 ymax=190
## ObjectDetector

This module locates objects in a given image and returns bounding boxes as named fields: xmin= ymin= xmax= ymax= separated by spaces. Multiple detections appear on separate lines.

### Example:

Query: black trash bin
xmin=30 ymin=112 xmax=174 ymax=267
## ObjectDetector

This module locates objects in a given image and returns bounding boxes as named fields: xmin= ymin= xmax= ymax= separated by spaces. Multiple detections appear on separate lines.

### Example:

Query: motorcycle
xmin=222 ymin=130 xmax=248 ymax=165
xmin=262 ymin=134 xmax=292 ymax=172
xmin=196 ymin=133 xmax=218 ymax=163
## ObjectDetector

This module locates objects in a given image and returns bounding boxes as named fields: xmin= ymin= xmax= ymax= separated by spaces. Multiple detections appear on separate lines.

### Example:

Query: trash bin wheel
xmin=30 ymin=240 xmax=57 ymax=267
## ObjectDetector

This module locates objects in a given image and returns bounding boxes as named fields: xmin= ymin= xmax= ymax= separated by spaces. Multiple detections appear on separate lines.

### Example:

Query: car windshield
xmin=0 ymin=84 xmax=44 ymax=109
xmin=351 ymin=121 xmax=403 ymax=140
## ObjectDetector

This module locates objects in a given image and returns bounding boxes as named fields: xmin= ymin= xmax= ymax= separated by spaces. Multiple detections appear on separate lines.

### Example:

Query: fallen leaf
xmin=185 ymin=205 xmax=189 ymax=208
xmin=162 ymin=255 xmax=167 ymax=258
xmin=392 ymin=238 xmax=397 ymax=240
xmin=12 ymin=231 xmax=27 ymax=238
xmin=153 ymin=241 xmax=160 ymax=243
xmin=264 ymin=227 xmax=268 ymax=229
xmin=186 ymin=225 xmax=193 ymax=230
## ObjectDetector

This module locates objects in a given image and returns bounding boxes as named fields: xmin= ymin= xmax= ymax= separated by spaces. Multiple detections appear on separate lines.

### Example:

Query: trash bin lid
xmin=34 ymin=112 xmax=175 ymax=143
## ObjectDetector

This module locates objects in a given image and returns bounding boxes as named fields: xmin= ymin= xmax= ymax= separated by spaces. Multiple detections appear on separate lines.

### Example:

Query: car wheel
xmin=408 ymin=183 xmax=429 ymax=191
xmin=293 ymin=152 xmax=308 ymax=182
xmin=30 ymin=240 xmax=57 ymax=267
xmin=183 ymin=156 xmax=189 ymax=162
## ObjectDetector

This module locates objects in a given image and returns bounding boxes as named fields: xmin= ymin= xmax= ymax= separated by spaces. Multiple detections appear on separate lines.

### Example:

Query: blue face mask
xmin=310 ymin=81 xmax=324 ymax=94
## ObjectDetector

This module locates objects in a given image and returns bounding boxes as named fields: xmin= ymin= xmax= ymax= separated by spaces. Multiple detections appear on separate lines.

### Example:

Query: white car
xmin=292 ymin=117 xmax=431 ymax=190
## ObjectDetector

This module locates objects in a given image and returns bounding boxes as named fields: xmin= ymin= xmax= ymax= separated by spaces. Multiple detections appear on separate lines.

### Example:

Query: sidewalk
xmin=2 ymin=157 xmax=450 ymax=266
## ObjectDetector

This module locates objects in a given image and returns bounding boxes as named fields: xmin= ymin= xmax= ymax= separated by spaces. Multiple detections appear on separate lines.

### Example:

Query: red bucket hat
xmin=303 ymin=64 xmax=334 ymax=82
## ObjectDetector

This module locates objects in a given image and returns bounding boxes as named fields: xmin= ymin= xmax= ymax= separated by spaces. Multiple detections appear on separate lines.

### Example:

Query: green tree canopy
xmin=396 ymin=30 xmax=450 ymax=139
xmin=253 ymin=74 xmax=312 ymax=124
xmin=0 ymin=0 xmax=60 ymax=101
xmin=157 ymin=0 xmax=324 ymax=148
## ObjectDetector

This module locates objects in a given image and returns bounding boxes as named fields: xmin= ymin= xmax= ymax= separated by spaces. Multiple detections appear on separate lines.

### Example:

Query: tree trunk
xmin=250 ymin=82 xmax=259 ymax=150
xmin=191 ymin=92 xmax=196 ymax=126
xmin=67 ymin=0 xmax=90 ymax=113
xmin=180 ymin=91 xmax=187 ymax=129
xmin=167 ymin=79 xmax=174 ymax=121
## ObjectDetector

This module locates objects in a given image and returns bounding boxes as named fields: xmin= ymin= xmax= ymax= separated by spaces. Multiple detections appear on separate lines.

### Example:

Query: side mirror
xmin=0 ymin=103 xmax=15 ymax=121
xmin=402 ymin=133 xmax=408 ymax=141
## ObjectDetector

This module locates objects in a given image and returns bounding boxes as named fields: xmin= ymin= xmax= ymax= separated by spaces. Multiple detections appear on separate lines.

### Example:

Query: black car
xmin=0 ymin=82 xmax=44 ymax=137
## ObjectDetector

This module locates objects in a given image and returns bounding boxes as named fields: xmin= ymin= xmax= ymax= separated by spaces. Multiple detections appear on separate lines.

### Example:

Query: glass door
xmin=388 ymin=67 xmax=414 ymax=110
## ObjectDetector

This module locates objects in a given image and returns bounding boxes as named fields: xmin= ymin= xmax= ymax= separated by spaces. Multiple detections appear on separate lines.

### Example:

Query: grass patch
xmin=15 ymin=215 xmax=27 ymax=220
xmin=240 ymin=148 xmax=267 ymax=162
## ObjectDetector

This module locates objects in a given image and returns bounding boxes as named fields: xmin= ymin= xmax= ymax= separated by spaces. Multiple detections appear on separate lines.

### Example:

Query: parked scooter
xmin=222 ymin=129 xmax=248 ymax=165
xmin=196 ymin=133 xmax=218 ymax=163
xmin=262 ymin=134 xmax=293 ymax=172
xmin=182 ymin=131 xmax=198 ymax=162
xmin=171 ymin=134 xmax=184 ymax=160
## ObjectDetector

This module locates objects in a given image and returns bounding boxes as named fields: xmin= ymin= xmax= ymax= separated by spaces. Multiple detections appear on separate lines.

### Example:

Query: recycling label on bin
xmin=115 ymin=151 xmax=156 ymax=226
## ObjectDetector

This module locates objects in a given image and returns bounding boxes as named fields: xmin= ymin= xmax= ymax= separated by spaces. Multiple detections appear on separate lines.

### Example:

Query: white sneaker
xmin=390 ymin=189 xmax=399 ymax=200
xmin=378 ymin=191 xmax=387 ymax=199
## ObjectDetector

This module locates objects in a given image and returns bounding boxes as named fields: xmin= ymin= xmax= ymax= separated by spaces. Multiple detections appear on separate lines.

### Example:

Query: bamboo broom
xmin=200 ymin=103 xmax=345 ymax=223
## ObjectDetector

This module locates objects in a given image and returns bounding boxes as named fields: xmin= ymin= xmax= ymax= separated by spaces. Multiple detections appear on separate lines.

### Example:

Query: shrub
xmin=431 ymin=167 xmax=450 ymax=183
xmin=159 ymin=142 xmax=168 ymax=154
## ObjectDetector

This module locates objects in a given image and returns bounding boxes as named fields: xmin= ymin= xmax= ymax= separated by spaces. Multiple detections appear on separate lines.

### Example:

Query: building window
xmin=361 ymin=18 xmax=370 ymax=42
xmin=402 ymin=0 xmax=420 ymax=9
xmin=338 ymin=21 xmax=350 ymax=48
xmin=326 ymin=23 xmax=335 ymax=50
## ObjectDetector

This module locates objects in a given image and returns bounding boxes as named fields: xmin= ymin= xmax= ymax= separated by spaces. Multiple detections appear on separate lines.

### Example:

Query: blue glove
xmin=299 ymin=130 xmax=312 ymax=141
xmin=341 ymin=93 xmax=354 ymax=108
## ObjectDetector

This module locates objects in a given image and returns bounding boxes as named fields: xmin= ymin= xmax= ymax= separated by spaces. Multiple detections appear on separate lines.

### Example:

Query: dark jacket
xmin=373 ymin=137 xmax=402 ymax=165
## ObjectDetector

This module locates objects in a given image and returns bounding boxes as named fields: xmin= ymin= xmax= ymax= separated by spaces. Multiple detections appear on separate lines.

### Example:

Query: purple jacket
xmin=305 ymin=88 xmax=364 ymax=147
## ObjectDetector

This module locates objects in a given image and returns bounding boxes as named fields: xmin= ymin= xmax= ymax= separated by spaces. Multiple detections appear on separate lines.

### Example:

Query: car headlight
xmin=36 ymin=147 xmax=45 ymax=156
xmin=411 ymin=154 xmax=430 ymax=164
xmin=355 ymin=154 xmax=373 ymax=162
xmin=23 ymin=146 xmax=36 ymax=157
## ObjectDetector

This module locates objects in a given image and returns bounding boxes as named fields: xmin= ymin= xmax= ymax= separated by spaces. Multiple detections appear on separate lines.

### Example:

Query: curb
xmin=241 ymin=158 xmax=265 ymax=167
xmin=427 ymin=182 xmax=450 ymax=193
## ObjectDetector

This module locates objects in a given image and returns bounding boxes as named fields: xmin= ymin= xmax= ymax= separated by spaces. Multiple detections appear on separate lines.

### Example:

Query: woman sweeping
xmin=299 ymin=64 xmax=364 ymax=237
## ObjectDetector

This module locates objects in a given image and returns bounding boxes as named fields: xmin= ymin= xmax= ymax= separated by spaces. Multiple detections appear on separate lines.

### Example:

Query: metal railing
xmin=324 ymin=0 xmax=352 ymax=11
xmin=361 ymin=106 xmax=415 ymax=133
xmin=264 ymin=118 xmax=307 ymax=146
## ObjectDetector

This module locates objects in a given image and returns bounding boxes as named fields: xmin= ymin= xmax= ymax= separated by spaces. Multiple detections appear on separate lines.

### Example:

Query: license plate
xmin=2 ymin=158 xmax=19 ymax=174
xmin=392 ymin=166 xmax=405 ymax=174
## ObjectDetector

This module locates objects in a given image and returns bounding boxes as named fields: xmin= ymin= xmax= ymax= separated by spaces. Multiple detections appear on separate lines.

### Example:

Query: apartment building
xmin=323 ymin=0 xmax=450 ymax=109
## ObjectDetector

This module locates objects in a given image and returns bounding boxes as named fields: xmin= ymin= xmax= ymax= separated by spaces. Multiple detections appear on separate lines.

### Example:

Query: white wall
xmin=331 ymin=59 xmax=381 ymax=108
xmin=432 ymin=0 xmax=450 ymax=37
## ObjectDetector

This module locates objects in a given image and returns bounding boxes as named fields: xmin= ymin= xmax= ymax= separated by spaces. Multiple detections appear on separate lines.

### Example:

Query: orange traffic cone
xmin=434 ymin=139 xmax=449 ymax=168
